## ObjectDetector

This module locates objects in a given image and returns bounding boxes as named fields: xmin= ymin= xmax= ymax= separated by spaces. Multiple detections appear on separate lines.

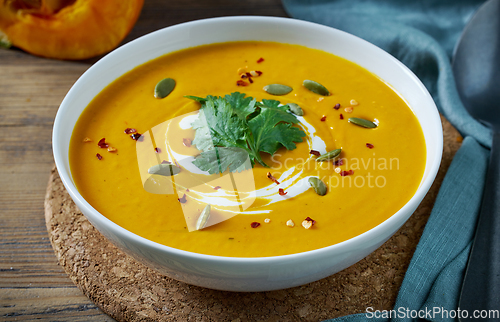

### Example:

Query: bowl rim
xmin=53 ymin=15 xmax=443 ymax=264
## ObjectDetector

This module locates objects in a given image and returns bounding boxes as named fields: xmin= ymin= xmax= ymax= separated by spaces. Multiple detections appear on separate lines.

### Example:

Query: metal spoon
xmin=452 ymin=0 xmax=500 ymax=318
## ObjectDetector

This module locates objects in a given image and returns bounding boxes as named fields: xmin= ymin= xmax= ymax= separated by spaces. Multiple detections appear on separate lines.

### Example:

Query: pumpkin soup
xmin=69 ymin=41 xmax=426 ymax=257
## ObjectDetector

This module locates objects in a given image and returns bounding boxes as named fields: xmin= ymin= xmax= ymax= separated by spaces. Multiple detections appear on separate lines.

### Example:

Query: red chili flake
xmin=279 ymin=188 xmax=287 ymax=196
xmin=340 ymin=170 xmax=354 ymax=176
xmin=161 ymin=160 xmax=171 ymax=164
xmin=214 ymin=186 xmax=221 ymax=190
xmin=96 ymin=153 xmax=103 ymax=160
xmin=248 ymin=77 xmax=254 ymax=84
xmin=178 ymin=194 xmax=187 ymax=203
xmin=366 ymin=143 xmax=374 ymax=149
xmin=257 ymin=57 xmax=264 ymax=63
xmin=310 ymin=150 xmax=321 ymax=156
xmin=340 ymin=114 xmax=344 ymax=120
xmin=245 ymin=72 xmax=252 ymax=78
xmin=241 ymin=74 xmax=248 ymax=79
xmin=130 ymin=133 xmax=143 ymax=141
xmin=154 ymin=147 xmax=161 ymax=153
xmin=236 ymin=80 xmax=249 ymax=86
xmin=183 ymin=138 xmax=192 ymax=147
xmin=334 ymin=103 xmax=341 ymax=110
xmin=97 ymin=138 xmax=109 ymax=148
xmin=334 ymin=159 xmax=344 ymax=166
xmin=321 ymin=116 xmax=327 ymax=121
xmin=255 ymin=70 xmax=263 ymax=76
xmin=304 ymin=216 xmax=316 ymax=225
xmin=186 ymin=188 xmax=190 ymax=192
xmin=266 ymin=172 xmax=280 ymax=185
xmin=251 ymin=222 xmax=261 ymax=228
xmin=124 ymin=128 xmax=137 ymax=134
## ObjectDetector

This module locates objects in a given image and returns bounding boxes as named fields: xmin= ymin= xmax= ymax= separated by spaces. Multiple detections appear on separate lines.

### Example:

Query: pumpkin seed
xmin=316 ymin=148 xmax=342 ymax=162
xmin=196 ymin=204 xmax=211 ymax=230
xmin=348 ymin=117 xmax=377 ymax=128
xmin=308 ymin=177 xmax=327 ymax=196
xmin=263 ymin=84 xmax=293 ymax=96
xmin=287 ymin=103 xmax=304 ymax=116
xmin=148 ymin=164 xmax=181 ymax=176
xmin=303 ymin=80 xmax=330 ymax=96
xmin=154 ymin=78 xmax=176 ymax=99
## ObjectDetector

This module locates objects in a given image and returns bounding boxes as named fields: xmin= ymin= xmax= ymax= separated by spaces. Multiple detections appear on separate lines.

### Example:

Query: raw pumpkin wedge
xmin=0 ymin=0 xmax=144 ymax=59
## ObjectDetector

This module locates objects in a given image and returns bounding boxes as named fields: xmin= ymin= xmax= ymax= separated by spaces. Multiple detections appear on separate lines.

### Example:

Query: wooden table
xmin=0 ymin=1 xmax=287 ymax=320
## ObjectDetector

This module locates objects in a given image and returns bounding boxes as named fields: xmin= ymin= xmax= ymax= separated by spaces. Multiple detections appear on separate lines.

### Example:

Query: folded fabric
xmin=321 ymin=137 xmax=487 ymax=322
xmin=281 ymin=1 xmax=492 ymax=321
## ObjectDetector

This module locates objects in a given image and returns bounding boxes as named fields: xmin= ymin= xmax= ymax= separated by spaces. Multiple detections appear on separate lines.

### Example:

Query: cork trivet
xmin=45 ymin=116 xmax=462 ymax=322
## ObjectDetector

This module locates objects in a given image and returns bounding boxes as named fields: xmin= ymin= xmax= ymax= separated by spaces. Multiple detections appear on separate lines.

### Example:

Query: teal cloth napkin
xmin=281 ymin=1 xmax=493 ymax=321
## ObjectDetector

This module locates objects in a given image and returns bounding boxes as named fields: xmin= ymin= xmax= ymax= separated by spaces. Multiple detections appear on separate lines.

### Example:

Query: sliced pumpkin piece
xmin=0 ymin=0 xmax=144 ymax=60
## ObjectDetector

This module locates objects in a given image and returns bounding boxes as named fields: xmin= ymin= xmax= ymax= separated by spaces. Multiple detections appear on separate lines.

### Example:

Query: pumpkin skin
xmin=0 ymin=0 xmax=144 ymax=59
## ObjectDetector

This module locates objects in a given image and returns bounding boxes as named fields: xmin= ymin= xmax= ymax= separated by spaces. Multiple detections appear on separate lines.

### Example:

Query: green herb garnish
xmin=187 ymin=92 xmax=306 ymax=174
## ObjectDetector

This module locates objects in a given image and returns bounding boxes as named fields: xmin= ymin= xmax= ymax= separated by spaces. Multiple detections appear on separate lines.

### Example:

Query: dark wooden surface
xmin=0 ymin=1 xmax=287 ymax=320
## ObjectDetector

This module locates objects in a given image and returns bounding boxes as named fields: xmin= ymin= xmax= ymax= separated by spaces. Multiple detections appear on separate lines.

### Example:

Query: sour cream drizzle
xmin=165 ymin=112 xmax=329 ymax=215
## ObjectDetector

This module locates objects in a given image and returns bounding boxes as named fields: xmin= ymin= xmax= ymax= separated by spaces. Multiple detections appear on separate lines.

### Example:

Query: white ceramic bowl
xmin=53 ymin=16 xmax=442 ymax=292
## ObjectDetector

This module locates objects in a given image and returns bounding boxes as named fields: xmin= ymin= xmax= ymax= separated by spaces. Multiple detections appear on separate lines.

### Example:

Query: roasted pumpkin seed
xmin=303 ymin=80 xmax=330 ymax=96
xmin=148 ymin=164 xmax=181 ymax=176
xmin=263 ymin=84 xmax=293 ymax=95
xmin=308 ymin=177 xmax=327 ymax=196
xmin=348 ymin=117 xmax=377 ymax=128
xmin=154 ymin=78 xmax=176 ymax=99
xmin=287 ymin=103 xmax=304 ymax=116
xmin=196 ymin=204 xmax=211 ymax=230
xmin=316 ymin=148 xmax=342 ymax=162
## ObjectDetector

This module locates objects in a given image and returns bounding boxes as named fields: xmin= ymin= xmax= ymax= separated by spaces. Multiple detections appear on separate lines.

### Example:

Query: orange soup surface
xmin=69 ymin=41 xmax=426 ymax=257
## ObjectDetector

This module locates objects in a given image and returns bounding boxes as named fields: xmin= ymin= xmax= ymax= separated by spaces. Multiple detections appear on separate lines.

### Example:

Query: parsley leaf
xmin=248 ymin=108 xmax=305 ymax=155
xmin=191 ymin=96 xmax=248 ymax=153
xmin=192 ymin=147 xmax=250 ymax=175
xmin=187 ymin=92 xmax=306 ymax=174
xmin=225 ymin=92 xmax=257 ymax=120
